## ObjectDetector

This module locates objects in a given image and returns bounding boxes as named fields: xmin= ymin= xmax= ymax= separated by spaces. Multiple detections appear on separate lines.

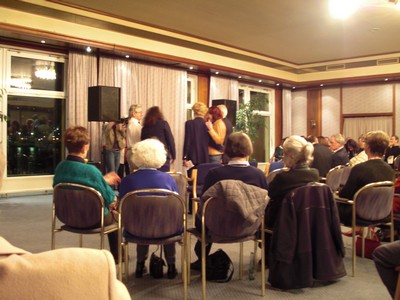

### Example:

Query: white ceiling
xmin=56 ymin=0 xmax=400 ymax=65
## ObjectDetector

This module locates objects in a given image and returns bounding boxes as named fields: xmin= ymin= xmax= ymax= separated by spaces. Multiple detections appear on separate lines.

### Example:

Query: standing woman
xmin=206 ymin=106 xmax=226 ymax=163
xmin=141 ymin=106 xmax=176 ymax=172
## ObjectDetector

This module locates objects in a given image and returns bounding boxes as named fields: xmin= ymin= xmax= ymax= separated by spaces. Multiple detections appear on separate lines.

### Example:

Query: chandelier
xmin=330 ymin=0 xmax=400 ymax=19
xmin=34 ymin=61 xmax=56 ymax=80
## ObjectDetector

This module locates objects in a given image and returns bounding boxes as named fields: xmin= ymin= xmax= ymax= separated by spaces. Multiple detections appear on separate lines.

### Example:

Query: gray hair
xmin=128 ymin=104 xmax=142 ymax=117
xmin=131 ymin=138 xmax=166 ymax=169
xmin=217 ymin=104 xmax=228 ymax=118
xmin=331 ymin=133 xmax=345 ymax=145
xmin=283 ymin=135 xmax=314 ymax=168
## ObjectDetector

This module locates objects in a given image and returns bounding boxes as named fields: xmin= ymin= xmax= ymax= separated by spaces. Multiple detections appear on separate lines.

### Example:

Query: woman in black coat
xmin=141 ymin=106 xmax=176 ymax=172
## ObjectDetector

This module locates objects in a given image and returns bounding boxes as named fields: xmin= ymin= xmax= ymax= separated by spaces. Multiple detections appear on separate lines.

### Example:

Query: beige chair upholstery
xmin=52 ymin=182 xmax=118 ymax=250
xmin=335 ymin=181 xmax=395 ymax=276
xmin=117 ymin=189 xmax=187 ymax=300
xmin=325 ymin=165 xmax=351 ymax=193
xmin=167 ymin=171 xmax=189 ymax=202
xmin=188 ymin=180 xmax=269 ymax=300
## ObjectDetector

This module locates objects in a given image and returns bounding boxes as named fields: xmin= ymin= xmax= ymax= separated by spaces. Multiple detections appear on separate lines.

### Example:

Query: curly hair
xmin=64 ymin=126 xmax=90 ymax=154
xmin=131 ymin=138 xmax=167 ymax=169
xmin=283 ymin=135 xmax=314 ymax=168
xmin=143 ymin=106 xmax=164 ymax=127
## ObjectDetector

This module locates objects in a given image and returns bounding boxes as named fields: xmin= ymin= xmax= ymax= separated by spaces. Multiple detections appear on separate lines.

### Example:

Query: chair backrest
xmin=195 ymin=163 xmax=222 ymax=186
xmin=53 ymin=183 xmax=104 ymax=228
xmin=326 ymin=165 xmax=351 ymax=192
xmin=249 ymin=160 xmax=258 ymax=168
xmin=354 ymin=181 xmax=394 ymax=222
xmin=119 ymin=189 xmax=185 ymax=239
xmin=394 ymin=155 xmax=400 ymax=170
xmin=267 ymin=167 xmax=289 ymax=185
xmin=167 ymin=172 xmax=188 ymax=200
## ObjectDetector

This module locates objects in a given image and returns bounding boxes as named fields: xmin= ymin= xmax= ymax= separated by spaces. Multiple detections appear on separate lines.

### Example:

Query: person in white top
xmin=126 ymin=104 xmax=143 ymax=172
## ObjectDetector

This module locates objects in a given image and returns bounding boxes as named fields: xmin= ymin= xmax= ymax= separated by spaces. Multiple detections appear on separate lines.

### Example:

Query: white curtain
xmin=67 ymin=52 xmax=101 ymax=161
xmin=343 ymin=116 xmax=392 ymax=140
xmin=282 ymin=89 xmax=292 ymax=138
xmin=99 ymin=57 xmax=187 ymax=172
xmin=209 ymin=76 xmax=239 ymax=102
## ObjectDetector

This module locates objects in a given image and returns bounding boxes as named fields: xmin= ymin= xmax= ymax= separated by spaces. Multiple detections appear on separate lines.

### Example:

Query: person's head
xmin=306 ymin=135 xmax=318 ymax=144
xmin=329 ymin=133 xmax=345 ymax=151
xmin=318 ymin=136 xmax=329 ymax=147
xmin=129 ymin=104 xmax=143 ymax=121
xmin=64 ymin=126 xmax=90 ymax=156
xmin=283 ymin=135 xmax=314 ymax=169
xmin=364 ymin=130 xmax=390 ymax=157
xmin=389 ymin=135 xmax=399 ymax=147
xmin=207 ymin=106 xmax=223 ymax=122
xmin=345 ymin=138 xmax=360 ymax=154
xmin=143 ymin=106 xmax=164 ymax=127
xmin=358 ymin=134 xmax=366 ymax=149
xmin=217 ymin=104 xmax=228 ymax=118
xmin=131 ymin=138 xmax=167 ymax=169
xmin=224 ymin=132 xmax=253 ymax=159
xmin=192 ymin=102 xmax=208 ymax=118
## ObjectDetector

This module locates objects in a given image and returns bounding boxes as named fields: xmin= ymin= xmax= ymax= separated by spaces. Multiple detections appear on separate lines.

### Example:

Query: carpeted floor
xmin=0 ymin=193 xmax=392 ymax=300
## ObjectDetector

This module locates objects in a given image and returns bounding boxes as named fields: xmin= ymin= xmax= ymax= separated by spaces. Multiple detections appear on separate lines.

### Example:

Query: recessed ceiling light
xmin=189 ymin=66 xmax=194 ymax=70
xmin=238 ymin=76 xmax=242 ymax=79
xmin=320 ymin=84 xmax=324 ymax=87
xmin=385 ymin=78 xmax=389 ymax=81
xmin=258 ymin=80 xmax=262 ymax=83
xmin=86 ymin=46 xmax=92 ymax=53
xmin=125 ymin=55 xmax=130 ymax=58
xmin=292 ymin=87 xmax=296 ymax=89
xmin=276 ymin=83 xmax=280 ymax=86
xmin=40 ymin=40 xmax=46 ymax=44
xmin=215 ymin=71 xmax=219 ymax=75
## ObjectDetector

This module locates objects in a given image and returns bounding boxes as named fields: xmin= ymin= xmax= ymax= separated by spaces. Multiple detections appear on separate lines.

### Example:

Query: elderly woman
xmin=119 ymin=138 xmax=179 ymax=279
xmin=141 ymin=106 xmax=176 ymax=172
xmin=264 ymin=135 xmax=319 ymax=266
xmin=53 ymin=126 xmax=121 ymax=262
xmin=190 ymin=132 xmax=268 ymax=270
xmin=205 ymin=106 xmax=226 ymax=163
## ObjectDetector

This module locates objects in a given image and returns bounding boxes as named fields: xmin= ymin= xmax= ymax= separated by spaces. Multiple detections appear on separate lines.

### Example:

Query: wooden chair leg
xmin=395 ymin=266 xmax=400 ymax=300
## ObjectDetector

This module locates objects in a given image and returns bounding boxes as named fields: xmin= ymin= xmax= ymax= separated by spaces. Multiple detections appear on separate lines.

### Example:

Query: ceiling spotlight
xmin=40 ymin=40 xmax=46 ymax=44
xmin=215 ymin=71 xmax=219 ymax=75
xmin=320 ymin=84 xmax=324 ymax=87
xmin=189 ymin=66 xmax=194 ymax=70
xmin=385 ymin=78 xmax=389 ymax=81
xmin=329 ymin=0 xmax=361 ymax=19
xmin=238 ymin=76 xmax=242 ymax=79
xmin=86 ymin=46 xmax=92 ymax=53
xmin=258 ymin=80 xmax=262 ymax=83
xmin=125 ymin=55 xmax=130 ymax=58
xmin=276 ymin=83 xmax=280 ymax=86
xmin=292 ymin=87 xmax=296 ymax=90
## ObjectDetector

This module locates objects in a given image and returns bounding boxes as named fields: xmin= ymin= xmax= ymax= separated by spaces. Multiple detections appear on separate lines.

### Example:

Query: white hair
xmin=131 ymin=138 xmax=166 ymax=169
xmin=217 ymin=104 xmax=228 ymax=118
xmin=283 ymin=135 xmax=314 ymax=168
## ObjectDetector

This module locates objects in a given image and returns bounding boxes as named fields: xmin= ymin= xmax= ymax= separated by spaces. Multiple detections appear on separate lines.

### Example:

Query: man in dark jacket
xmin=330 ymin=133 xmax=349 ymax=167
xmin=308 ymin=135 xmax=333 ymax=177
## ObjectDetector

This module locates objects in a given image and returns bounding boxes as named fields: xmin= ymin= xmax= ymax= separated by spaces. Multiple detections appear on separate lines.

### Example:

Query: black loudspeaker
xmin=88 ymin=86 xmax=121 ymax=122
xmin=212 ymin=99 xmax=237 ymax=127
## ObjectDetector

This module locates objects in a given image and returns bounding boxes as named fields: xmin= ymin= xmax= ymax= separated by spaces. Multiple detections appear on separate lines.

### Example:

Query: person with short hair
xmin=126 ymin=104 xmax=143 ymax=173
xmin=205 ymin=106 xmax=226 ymax=163
xmin=384 ymin=134 xmax=400 ymax=166
xmin=119 ymin=138 xmax=179 ymax=279
xmin=53 ymin=126 xmax=121 ymax=262
xmin=308 ymin=135 xmax=333 ymax=177
xmin=338 ymin=130 xmax=395 ymax=226
xmin=190 ymin=132 xmax=267 ymax=270
xmin=330 ymin=133 xmax=349 ymax=167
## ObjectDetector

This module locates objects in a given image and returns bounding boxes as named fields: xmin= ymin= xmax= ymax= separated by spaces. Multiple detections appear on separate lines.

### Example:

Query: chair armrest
xmin=334 ymin=195 xmax=354 ymax=205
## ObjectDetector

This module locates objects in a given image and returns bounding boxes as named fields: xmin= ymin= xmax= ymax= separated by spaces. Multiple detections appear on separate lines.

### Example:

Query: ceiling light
xmin=292 ymin=87 xmax=296 ymax=89
xmin=125 ymin=55 xmax=130 ymax=58
xmin=258 ymin=80 xmax=262 ymax=83
xmin=215 ymin=71 xmax=219 ymax=75
xmin=320 ymin=84 xmax=324 ymax=87
xmin=86 ymin=46 xmax=92 ymax=53
xmin=189 ymin=66 xmax=194 ymax=70
xmin=238 ymin=76 xmax=242 ymax=79
xmin=276 ymin=83 xmax=280 ymax=86
xmin=385 ymin=78 xmax=389 ymax=81
xmin=40 ymin=40 xmax=46 ymax=44
xmin=35 ymin=61 xmax=56 ymax=80
xmin=329 ymin=0 xmax=362 ymax=19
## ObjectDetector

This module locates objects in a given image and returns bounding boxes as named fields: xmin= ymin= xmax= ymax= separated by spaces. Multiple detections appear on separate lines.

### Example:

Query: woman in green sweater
xmin=53 ymin=126 xmax=121 ymax=261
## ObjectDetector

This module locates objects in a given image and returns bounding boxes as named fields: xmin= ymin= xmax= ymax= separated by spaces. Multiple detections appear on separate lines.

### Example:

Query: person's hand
xmin=104 ymin=172 xmax=121 ymax=185
xmin=205 ymin=120 xmax=213 ymax=130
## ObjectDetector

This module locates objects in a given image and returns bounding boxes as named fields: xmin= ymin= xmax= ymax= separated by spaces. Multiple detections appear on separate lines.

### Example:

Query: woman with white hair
xmin=264 ymin=135 xmax=319 ymax=267
xmin=119 ymin=138 xmax=178 ymax=279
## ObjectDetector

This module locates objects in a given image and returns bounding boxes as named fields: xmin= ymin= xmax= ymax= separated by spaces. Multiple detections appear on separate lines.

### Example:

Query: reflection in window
xmin=7 ymin=96 xmax=63 ymax=176
xmin=10 ymin=57 xmax=64 ymax=91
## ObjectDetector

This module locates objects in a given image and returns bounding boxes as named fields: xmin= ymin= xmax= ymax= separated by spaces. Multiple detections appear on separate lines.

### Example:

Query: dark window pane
xmin=7 ymin=96 xmax=63 ymax=176
xmin=11 ymin=57 xmax=64 ymax=91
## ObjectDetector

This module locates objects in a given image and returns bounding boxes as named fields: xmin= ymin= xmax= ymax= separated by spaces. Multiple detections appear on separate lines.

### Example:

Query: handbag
xmin=206 ymin=249 xmax=234 ymax=282
xmin=150 ymin=246 xmax=166 ymax=279
xmin=355 ymin=230 xmax=381 ymax=259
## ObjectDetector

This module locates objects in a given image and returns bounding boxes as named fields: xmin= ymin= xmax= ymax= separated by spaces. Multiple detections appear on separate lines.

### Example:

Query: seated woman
xmin=53 ymin=126 xmax=121 ymax=262
xmin=265 ymin=135 xmax=319 ymax=265
xmin=338 ymin=130 xmax=395 ymax=227
xmin=119 ymin=138 xmax=179 ymax=279
xmin=191 ymin=132 xmax=268 ymax=269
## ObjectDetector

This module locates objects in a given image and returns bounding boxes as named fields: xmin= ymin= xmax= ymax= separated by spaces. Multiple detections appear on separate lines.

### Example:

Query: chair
xmin=395 ymin=265 xmax=400 ymax=300
xmin=187 ymin=180 xmax=268 ymax=300
xmin=325 ymin=165 xmax=351 ymax=193
xmin=117 ymin=189 xmax=187 ymax=300
xmin=52 ymin=182 xmax=119 ymax=250
xmin=268 ymin=182 xmax=346 ymax=289
xmin=335 ymin=181 xmax=395 ymax=276
xmin=187 ymin=163 xmax=222 ymax=224
xmin=168 ymin=171 xmax=189 ymax=201
xmin=266 ymin=167 xmax=289 ymax=185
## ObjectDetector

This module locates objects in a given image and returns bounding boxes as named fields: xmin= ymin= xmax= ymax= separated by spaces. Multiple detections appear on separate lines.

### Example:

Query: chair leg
xmin=239 ymin=242 xmax=243 ymax=279
xmin=124 ymin=243 xmax=129 ymax=282
xmin=79 ymin=234 xmax=83 ymax=247
xmin=201 ymin=235 xmax=206 ymax=300
xmin=187 ymin=233 xmax=191 ymax=285
xmin=352 ymin=226 xmax=356 ymax=277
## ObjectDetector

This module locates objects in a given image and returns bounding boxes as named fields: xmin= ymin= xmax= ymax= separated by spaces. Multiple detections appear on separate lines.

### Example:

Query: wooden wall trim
xmin=343 ymin=113 xmax=393 ymax=118
xmin=274 ymin=88 xmax=283 ymax=146
xmin=306 ymin=89 xmax=321 ymax=137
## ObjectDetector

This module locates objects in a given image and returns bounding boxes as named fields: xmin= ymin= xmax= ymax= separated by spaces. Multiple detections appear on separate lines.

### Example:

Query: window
xmin=5 ymin=50 xmax=66 ymax=177
xmin=186 ymin=74 xmax=197 ymax=120
xmin=238 ymin=85 xmax=274 ymax=162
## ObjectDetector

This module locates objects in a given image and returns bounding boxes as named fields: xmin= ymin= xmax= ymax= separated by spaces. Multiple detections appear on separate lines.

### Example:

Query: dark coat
xmin=183 ymin=117 xmax=209 ymax=165
xmin=311 ymin=143 xmax=333 ymax=177
xmin=269 ymin=183 xmax=346 ymax=289
xmin=332 ymin=147 xmax=349 ymax=168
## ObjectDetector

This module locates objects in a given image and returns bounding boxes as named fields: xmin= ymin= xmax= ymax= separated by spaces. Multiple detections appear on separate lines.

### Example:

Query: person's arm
xmin=164 ymin=121 xmax=176 ymax=160
xmin=207 ymin=119 xmax=226 ymax=145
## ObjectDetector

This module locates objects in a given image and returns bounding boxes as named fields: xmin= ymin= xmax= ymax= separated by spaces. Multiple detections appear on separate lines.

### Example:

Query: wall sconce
xmin=310 ymin=120 xmax=317 ymax=128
